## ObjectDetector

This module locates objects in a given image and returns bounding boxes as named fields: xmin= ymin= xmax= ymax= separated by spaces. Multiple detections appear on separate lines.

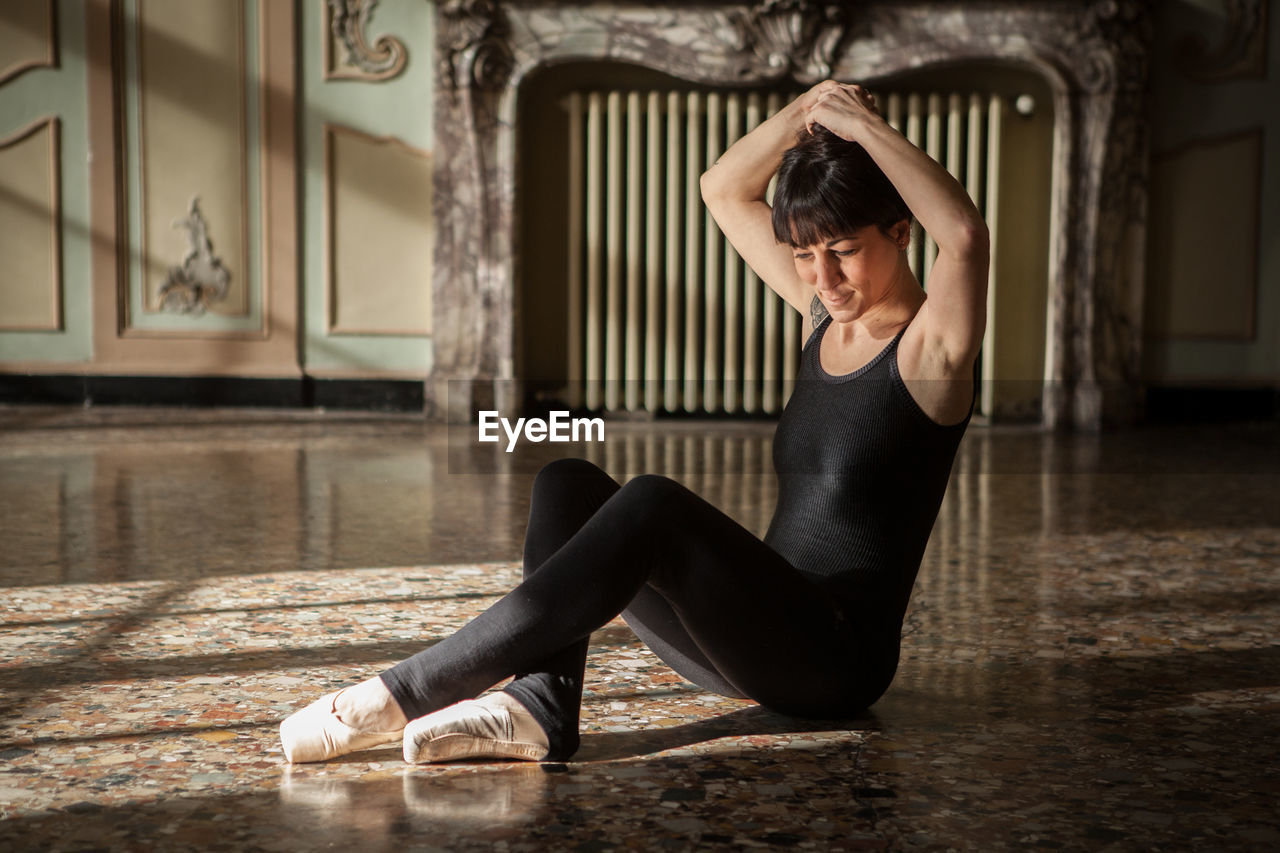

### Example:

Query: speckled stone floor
xmin=1 ymin=406 xmax=1277 ymax=851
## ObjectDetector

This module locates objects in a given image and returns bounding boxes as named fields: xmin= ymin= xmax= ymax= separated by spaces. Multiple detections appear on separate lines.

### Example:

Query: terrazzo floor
xmin=1 ymin=406 xmax=1277 ymax=851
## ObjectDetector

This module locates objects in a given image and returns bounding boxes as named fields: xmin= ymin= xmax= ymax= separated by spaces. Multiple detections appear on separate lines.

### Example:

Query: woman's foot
xmin=279 ymin=676 xmax=409 ymax=763
xmin=403 ymin=692 xmax=551 ymax=764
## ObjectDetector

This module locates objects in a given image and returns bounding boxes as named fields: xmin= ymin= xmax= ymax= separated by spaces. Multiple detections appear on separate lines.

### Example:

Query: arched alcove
xmin=429 ymin=0 xmax=1154 ymax=430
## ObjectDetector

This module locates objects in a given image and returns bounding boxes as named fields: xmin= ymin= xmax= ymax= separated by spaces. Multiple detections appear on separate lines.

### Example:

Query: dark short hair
xmin=771 ymin=126 xmax=912 ymax=247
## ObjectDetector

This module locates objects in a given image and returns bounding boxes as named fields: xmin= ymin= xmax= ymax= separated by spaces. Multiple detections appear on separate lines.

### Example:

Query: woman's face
xmin=790 ymin=223 xmax=907 ymax=322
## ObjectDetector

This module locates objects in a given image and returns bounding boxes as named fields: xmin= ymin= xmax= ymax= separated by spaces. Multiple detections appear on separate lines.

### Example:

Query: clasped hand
xmin=799 ymin=80 xmax=882 ymax=141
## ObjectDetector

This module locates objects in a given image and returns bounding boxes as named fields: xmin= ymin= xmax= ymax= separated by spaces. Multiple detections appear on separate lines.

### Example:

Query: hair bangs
xmin=771 ymin=126 xmax=913 ymax=248
xmin=772 ymin=191 xmax=851 ymax=248
xmin=772 ymin=169 xmax=878 ymax=248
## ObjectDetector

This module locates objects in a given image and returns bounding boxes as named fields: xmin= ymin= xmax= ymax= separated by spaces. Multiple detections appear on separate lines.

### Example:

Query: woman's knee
xmin=535 ymin=457 xmax=604 ymax=482
xmin=606 ymin=474 xmax=687 ymax=532
xmin=616 ymin=473 xmax=688 ymax=508
xmin=532 ymin=458 xmax=616 ymax=500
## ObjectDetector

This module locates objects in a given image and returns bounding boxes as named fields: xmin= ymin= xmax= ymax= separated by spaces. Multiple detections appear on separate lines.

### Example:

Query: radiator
xmin=565 ymin=87 xmax=1012 ymax=416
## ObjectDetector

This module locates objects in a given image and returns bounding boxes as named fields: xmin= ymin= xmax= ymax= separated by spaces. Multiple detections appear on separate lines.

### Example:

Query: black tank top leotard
xmin=765 ymin=315 xmax=972 ymax=638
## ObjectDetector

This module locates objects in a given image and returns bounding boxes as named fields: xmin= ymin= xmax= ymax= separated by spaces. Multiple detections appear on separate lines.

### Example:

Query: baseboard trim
xmin=0 ymin=374 xmax=425 ymax=412
xmin=1144 ymin=385 xmax=1280 ymax=423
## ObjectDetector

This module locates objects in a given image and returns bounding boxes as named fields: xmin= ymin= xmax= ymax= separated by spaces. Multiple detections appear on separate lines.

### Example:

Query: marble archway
xmin=429 ymin=0 xmax=1155 ymax=430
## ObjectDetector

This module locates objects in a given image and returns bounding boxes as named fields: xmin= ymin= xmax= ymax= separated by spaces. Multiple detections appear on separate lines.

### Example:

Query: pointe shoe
xmin=403 ymin=695 xmax=550 ymax=764
xmin=279 ymin=690 xmax=404 ymax=763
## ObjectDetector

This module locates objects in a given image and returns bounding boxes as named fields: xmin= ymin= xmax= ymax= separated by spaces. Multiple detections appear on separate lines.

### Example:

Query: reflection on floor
xmin=1 ymin=406 xmax=1278 ymax=850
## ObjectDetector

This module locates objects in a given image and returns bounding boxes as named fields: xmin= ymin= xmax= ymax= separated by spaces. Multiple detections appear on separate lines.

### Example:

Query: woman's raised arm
xmin=699 ymin=85 xmax=829 ymax=317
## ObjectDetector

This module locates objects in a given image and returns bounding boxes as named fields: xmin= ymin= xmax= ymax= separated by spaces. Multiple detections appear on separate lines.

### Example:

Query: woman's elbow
xmin=699 ymin=167 xmax=724 ymax=204
xmin=955 ymin=218 xmax=990 ymax=261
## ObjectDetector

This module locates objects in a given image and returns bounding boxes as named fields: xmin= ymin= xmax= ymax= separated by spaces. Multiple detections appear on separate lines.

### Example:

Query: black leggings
xmin=381 ymin=458 xmax=894 ymax=759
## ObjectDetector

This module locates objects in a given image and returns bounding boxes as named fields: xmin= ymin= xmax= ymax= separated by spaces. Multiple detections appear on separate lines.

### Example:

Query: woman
xmin=279 ymin=80 xmax=988 ymax=764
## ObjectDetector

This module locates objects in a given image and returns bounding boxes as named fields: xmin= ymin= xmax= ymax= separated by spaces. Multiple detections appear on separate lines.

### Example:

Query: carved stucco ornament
xmin=440 ymin=0 xmax=512 ymax=94
xmin=327 ymin=0 xmax=408 ymax=81
xmin=157 ymin=197 xmax=230 ymax=316
xmin=1066 ymin=0 xmax=1148 ymax=94
xmin=1176 ymin=0 xmax=1269 ymax=81
xmin=731 ymin=0 xmax=849 ymax=80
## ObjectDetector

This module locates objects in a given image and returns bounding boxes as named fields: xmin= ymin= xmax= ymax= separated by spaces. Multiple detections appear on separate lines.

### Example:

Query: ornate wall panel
xmin=0 ymin=1 xmax=90 ymax=367
xmin=429 ymin=0 xmax=1156 ymax=428
xmin=1146 ymin=130 xmax=1261 ymax=341
xmin=301 ymin=0 xmax=434 ymax=377
xmin=0 ymin=118 xmax=61 ymax=331
xmin=88 ymin=0 xmax=298 ymax=375
xmin=0 ymin=0 xmax=57 ymax=86
xmin=131 ymin=0 xmax=250 ymax=324
xmin=1142 ymin=0 xmax=1278 ymax=382
xmin=326 ymin=125 xmax=432 ymax=336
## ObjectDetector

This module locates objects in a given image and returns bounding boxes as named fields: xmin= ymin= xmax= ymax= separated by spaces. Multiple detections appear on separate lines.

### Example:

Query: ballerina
xmin=279 ymin=80 xmax=988 ymax=765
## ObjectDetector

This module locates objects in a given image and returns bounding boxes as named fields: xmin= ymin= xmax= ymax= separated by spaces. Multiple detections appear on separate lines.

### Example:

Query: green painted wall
xmin=0 ymin=0 xmax=92 ymax=364
xmin=299 ymin=0 xmax=435 ymax=375
xmin=1145 ymin=1 xmax=1280 ymax=383
xmin=3 ymin=0 xmax=1275 ymax=393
